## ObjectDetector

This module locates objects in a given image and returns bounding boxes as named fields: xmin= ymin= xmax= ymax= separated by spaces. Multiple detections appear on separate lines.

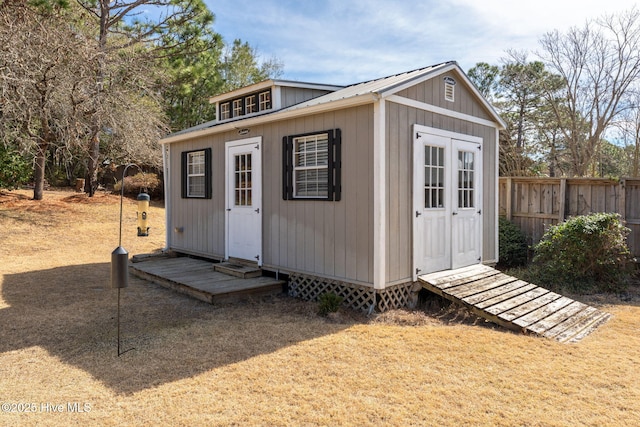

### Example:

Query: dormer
xmin=209 ymin=80 xmax=344 ymax=123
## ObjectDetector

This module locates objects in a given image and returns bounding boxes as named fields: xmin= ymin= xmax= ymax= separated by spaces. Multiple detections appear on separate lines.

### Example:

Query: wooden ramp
xmin=419 ymin=265 xmax=611 ymax=343
xmin=130 ymin=257 xmax=285 ymax=304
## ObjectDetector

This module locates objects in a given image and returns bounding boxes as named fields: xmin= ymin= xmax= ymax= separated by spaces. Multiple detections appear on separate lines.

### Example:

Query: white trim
xmin=162 ymin=144 xmax=171 ymax=251
xmin=413 ymin=125 xmax=483 ymax=144
xmin=224 ymin=136 xmax=263 ymax=265
xmin=378 ymin=63 xmax=506 ymax=130
xmin=495 ymin=127 xmax=500 ymax=264
xmin=387 ymin=94 xmax=500 ymax=129
xmin=373 ymin=98 xmax=386 ymax=290
xmin=272 ymin=86 xmax=282 ymax=111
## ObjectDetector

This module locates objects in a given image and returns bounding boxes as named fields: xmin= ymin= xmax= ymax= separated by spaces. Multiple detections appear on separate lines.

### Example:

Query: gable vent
xmin=444 ymin=76 xmax=455 ymax=102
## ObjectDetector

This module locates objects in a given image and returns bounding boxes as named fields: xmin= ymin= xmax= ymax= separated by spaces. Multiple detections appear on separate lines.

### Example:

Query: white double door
xmin=413 ymin=126 xmax=482 ymax=279
xmin=225 ymin=137 xmax=262 ymax=265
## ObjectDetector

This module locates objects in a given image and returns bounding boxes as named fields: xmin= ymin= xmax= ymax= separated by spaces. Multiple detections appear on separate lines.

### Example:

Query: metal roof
xmin=280 ymin=61 xmax=455 ymax=112
xmin=162 ymin=61 xmax=505 ymax=142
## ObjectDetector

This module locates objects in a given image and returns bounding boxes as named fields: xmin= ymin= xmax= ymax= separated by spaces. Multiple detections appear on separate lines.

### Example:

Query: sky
xmin=205 ymin=0 xmax=639 ymax=85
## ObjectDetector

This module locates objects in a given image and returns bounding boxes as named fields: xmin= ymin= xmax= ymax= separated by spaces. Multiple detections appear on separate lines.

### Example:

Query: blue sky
xmin=205 ymin=0 xmax=639 ymax=85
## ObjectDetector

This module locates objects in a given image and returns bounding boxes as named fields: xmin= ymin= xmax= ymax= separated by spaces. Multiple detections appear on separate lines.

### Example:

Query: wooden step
xmin=213 ymin=261 xmax=262 ymax=279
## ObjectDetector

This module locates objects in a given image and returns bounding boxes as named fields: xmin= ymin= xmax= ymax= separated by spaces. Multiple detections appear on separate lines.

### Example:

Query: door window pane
xmin=457 ymin=150 xmax=475 ymax=208
xmin=424 ymin=145 xmax=445 ymax=208
xmin=234 ymin=153 xmax=252 ymax=206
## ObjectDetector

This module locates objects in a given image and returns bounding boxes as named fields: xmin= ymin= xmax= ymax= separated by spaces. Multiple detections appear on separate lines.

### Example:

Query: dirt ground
xmin=1 ymin=188 xmax=639 ymax=426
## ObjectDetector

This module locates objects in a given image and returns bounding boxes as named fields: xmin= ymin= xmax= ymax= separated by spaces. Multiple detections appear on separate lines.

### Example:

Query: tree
xmin=220 ymin=39 xmax=283 ymax=93
xmin=537 ymin=7 xmax=640 ymax=177
xmin=0 ymin=2 xmax=95 ymax=199
xmin=467 ymin=62 xmax=500 ymax=101
xmin=469 ymin=56 xmax=565 ymax=176
xmin=76 ymin=0 xmax=215 ymax=196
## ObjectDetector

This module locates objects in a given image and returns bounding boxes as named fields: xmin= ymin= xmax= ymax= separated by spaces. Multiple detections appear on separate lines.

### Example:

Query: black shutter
xmin=181 ymin=151 xmax=187 ymax=198
xmin=204 ymin=147 xmax=212 ymax=199
xmin=282 ymin=136 xmax=293 ymax=200
xmin=333 ymin=128 xmax=342 ymax=201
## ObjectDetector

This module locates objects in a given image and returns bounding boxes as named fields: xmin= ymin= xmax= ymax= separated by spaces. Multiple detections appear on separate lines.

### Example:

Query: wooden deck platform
xmin=130 ymin=257 xmax=285 ymax=304
xmin=419 ymin=265 xmax=611 ymax=343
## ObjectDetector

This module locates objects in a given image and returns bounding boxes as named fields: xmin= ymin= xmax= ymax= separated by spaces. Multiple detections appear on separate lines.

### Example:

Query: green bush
xmin=532 ymin=213 xmax=634 ymax=292
xmin=0 ymin=145 xmax=31 ymax=189
xmin=114 ymin=173 xmax=162 ymax=198
xmin=318 ymin=292 xmax=343 ymax=316
xmin=498 ymin=217 xmax=529 ymax=268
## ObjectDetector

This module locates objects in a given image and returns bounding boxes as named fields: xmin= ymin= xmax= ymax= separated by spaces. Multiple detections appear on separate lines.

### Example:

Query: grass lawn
xmin=1 ymin=188 xmax=639 ymax=426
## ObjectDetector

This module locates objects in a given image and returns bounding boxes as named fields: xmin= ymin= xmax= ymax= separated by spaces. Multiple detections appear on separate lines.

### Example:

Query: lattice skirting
xmin=288 ymin=273 xmax=414 ymax=312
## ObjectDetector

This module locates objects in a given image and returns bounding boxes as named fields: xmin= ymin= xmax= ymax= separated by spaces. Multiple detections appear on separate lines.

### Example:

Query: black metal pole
xmin=115 ymin=163 xmax=140 ymax=357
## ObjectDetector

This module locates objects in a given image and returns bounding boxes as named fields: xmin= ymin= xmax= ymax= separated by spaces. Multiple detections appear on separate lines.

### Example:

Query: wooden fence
xmin=499 ymin=177 xmax=640 ymax=258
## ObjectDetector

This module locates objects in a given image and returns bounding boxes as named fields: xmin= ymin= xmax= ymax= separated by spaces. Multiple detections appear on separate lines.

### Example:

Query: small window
xmin=232 ymin=99 xmax=243 ymax=117
xmin=219 ymin=102 xmax=230 ymax=120
xmin=245 ymin=95 xmax=257 ymax=114
xmin=259 ymin=91 xmax=271 ymax=111
xmin=181 ymin=148 xmax=212 ymax=199
xmin=283 ymin=129 xmax=341 ymax=201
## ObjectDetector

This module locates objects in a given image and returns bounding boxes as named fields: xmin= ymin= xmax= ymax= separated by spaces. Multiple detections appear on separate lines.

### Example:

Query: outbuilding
xmin=160 ymin=61 xmax=506 ymax=311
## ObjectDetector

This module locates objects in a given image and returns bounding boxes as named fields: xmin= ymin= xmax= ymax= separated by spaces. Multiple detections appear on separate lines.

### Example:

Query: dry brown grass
xmin=1 ymin=188 xmax=640 ymax=426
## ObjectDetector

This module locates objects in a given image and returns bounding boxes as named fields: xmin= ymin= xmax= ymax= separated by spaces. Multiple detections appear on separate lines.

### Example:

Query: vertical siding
xmin=169 ymin=136 xmax=226 ymax=258
xmin=385 ymin=73 xmax=499 ymax=284
xmin=168 ymin=105 xmax=375 ymax=285
xmin=280 ymin=87 xmax=335 ymax=108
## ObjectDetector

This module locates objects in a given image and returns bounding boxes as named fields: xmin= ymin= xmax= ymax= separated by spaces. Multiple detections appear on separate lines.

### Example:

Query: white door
xmin=225 ymin=137 xmax=262 ymax=265
xmin=451 ymin=139 xmax=482 ymax=269
xmin=413 ymin=126 xmax=482 ymax=279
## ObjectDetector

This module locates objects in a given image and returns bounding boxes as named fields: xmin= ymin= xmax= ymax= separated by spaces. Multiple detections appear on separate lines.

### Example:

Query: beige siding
xmin=169 ymin=136 xmax=226 ymax=258
xmin=384 ymin=74 xmax=499 ymax=284
xmin=279 ymin=87 xmax=334 ymax=108
xmin=168 ymin=105 xmax=375 ymax=285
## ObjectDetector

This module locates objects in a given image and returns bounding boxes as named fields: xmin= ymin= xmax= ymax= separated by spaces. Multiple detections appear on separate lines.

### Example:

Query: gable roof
xmin=162 ymin=61 xmax=505 ymax=144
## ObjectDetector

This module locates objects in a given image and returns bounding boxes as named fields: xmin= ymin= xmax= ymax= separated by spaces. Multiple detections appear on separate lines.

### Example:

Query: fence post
xmin=505 ymin=177 xmax=512 ymax=221
xmin=558 ymin=178 xmax=567 ymax=222
xmin=619 ymin=179 xmax=627 ymax=223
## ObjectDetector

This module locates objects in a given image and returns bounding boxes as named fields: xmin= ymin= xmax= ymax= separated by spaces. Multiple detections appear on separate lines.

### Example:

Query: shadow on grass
xmin=0 ymin=263 xmax=350 ymax=395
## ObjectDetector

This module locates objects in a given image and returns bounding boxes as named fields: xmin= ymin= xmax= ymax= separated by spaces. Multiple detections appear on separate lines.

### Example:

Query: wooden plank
xmin=542 ymin=306 xmax=599 ymax=339
xmin=483 ymin=287 xmax=549 ymax=316
xmin=474 ymin=282 xmax=536 ymax=309
xmin=462 ymin=280 xmax=533 ymax=305
xmin=548 ymin=307 xmax=602 ymax=342
xmin=419 ymin=264 xmax=493 ymax=286
xmin=439 ymin=269 xmax=502 ymax=290
xmin=565 ymin=312 xmax=611 ymax=343
xmin=498 ymin=291 xmax=562 ymax=322
xmin=511 ymin=296 xmax=575 ymax=328
xmin=526 ymin=301 xmax=588 ymax=334
xmin=446 ymin=274 xmax=518 ymax=298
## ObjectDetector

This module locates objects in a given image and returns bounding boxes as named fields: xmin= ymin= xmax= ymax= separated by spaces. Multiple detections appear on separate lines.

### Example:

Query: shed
xmin=160 ymin=61 xmax=506 ymax=311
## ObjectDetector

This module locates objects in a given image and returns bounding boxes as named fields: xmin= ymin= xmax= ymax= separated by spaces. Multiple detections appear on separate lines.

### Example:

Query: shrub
xmin=0 ymin=145 xmax=31 ymax=189
xmin=532 ymin=213 xmax=634 ymax=292
xmin=498 ymin=217 xmax=529 ymax=268
xmin=114 ymin=173 xmax=162 ymax=198
xmin=318 ymin=293 xmax=343 ymax=316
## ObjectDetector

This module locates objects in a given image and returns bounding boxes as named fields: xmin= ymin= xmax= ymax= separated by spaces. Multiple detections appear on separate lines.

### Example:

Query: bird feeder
xmin=137 ymin=192 xmax=150 ymax=237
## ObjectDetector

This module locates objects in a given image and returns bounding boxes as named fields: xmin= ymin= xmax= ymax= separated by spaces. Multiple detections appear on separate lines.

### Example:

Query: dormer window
xmin=220 ymin=102 xmax=230 ymax=120
xmin=217 ymin=89 xmax=273 ymax=121
xmin=259 ymin=91 xmax=271 ymax=110
xmin=232 ymin=99 xmax=243 ymax=117
xmin=245 ymin=95 xmax=257 ymax=114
